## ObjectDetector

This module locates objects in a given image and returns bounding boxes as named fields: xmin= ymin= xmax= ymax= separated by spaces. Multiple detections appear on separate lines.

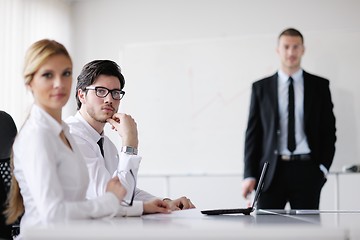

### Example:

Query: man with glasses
xmin=66 ymin=60 xmax=195 ymax=216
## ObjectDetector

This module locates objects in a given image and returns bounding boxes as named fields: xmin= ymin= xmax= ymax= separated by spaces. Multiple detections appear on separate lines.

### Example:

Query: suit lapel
xmin=268 ymin=73 xmax=279 ymax=124
xmin=303 ymin=71 xmax=313 ymax=125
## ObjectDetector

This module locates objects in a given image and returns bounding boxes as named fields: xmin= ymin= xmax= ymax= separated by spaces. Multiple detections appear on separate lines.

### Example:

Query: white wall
xmin=71 ymin=0 xmax=360 ymax=175
xmin=137 ymin=172 xmax=360 ymax=210
xmin=0 ymin=0 xmax=73 ymax=127
xmin=69 ymin=0 xmax=360 ymax=209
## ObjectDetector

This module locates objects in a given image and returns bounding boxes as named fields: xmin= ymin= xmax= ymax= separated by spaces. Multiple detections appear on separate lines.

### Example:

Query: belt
xmin=279 ymin=154 xmax=311 ymax=161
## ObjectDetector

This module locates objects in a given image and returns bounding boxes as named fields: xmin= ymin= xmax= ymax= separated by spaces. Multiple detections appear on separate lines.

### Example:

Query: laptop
xmin=201 ymin=161 xmax=269 ymax=215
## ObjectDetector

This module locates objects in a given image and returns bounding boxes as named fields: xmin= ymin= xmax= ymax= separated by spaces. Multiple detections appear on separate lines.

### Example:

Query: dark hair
xmin=75 ymin=60 xmax=125 ymax=109
xmin=278 ymin=28 xmax=304 ymax=44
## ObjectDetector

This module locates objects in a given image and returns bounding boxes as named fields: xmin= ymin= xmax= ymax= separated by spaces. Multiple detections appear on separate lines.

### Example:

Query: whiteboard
xmin=110 ymin=31 xmax=360 ymax=174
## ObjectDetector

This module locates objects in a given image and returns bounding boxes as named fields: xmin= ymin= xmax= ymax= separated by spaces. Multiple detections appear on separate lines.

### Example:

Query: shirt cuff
xmin=319 ymin=164 xmax=328 ymax=176
xmin=117 ymin=153 xmax=142 ymax=201
xmin=243 ymin=177 xmax=256 ymax=181
xmin=118 ymin=152 xmax=141 ymax=172
xmin=116 ymin=200 xmax=143 ymax=217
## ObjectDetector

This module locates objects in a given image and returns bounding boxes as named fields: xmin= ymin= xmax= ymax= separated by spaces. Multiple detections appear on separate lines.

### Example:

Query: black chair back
xmin=0 ymin=111 xmax=17 ymax=239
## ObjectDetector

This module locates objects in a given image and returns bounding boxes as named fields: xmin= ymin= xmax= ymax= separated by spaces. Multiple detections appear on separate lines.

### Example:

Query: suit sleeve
xmin=244 ymin=83 xmax=262 ymax=179
xmin=319 ymin=81 xmax=336 ymax=170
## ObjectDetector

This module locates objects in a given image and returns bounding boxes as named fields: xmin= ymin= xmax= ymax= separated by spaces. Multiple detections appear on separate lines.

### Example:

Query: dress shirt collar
xmin=31 ymin=104 xmax=67 ymax=135
xmin=278 ymin=68 xmax=303 ymax=84
xmin=74 ymin=111 xmax=103 ymax=143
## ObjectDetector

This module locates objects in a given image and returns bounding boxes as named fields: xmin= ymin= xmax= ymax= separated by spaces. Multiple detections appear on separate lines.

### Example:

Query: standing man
xmin=66 ymin=60 xmax=195 ymax=215
xmin=242 ymin=28 xmax=336 ymax=209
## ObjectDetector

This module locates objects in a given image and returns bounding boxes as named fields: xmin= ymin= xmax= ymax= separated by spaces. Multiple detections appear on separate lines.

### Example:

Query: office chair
xmin=0 ymin=111 xmax=19 ymax=239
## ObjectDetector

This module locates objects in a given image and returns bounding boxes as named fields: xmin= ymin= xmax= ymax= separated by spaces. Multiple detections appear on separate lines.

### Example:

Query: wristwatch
xmin=121 ymin=146 xmax=138 ymax=155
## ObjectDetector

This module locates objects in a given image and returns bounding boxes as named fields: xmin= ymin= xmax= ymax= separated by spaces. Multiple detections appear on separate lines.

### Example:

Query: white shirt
xmin=14 ymin=105 xmax=139 ymax=234
xmin=66 ymin=112 xmax=156 ymax=213
xmin=277 ymin=69 xmax=311 ymax=155
xmin=277 ymin=70 xmax=328 ymax=175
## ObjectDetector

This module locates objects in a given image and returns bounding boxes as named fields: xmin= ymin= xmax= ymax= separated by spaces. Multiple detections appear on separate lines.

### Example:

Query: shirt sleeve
xmin=134 ymin=188 xmax=157 ymax=202
xmin=117 ymin=153 xmax=157 ymax=201
xmin=74 ymin=136 xmax=153 ymax=203
xmin=116 ymin=201 xmax=144 ymax=217
xmin=68 ymin=118 xmax=157 ymax=204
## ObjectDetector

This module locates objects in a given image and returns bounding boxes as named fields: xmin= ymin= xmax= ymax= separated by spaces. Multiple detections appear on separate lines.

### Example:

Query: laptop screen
xmin=251 ymin=161 xmax=269 ymax=209
xmin=200 ymin=161 xmax=269 ymax=215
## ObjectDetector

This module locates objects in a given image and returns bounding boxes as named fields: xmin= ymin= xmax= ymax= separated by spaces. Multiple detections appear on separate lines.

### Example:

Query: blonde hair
xmin=4 ymin=152 xmax=22 ymax=225
xmin=23 ymin=39 xmax=72 ymax=85
xmin=5 ymin=39 xmax=72 ymax=224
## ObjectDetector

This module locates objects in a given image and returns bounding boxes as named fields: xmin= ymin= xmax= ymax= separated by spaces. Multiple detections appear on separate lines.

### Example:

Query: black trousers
xmin=257 ymin=159 xmax=327 ymax=209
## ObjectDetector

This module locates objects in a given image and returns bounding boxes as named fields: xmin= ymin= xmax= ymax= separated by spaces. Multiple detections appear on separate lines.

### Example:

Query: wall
xmin=70 ymin=0 xmax=360 ymax=209
xmin=0 ymin=0 xmax=73 ymax=127
xmin=137 ymin=172 xmax=360 ymax=210
xmin=71 ymin=0 xmax=360 ymax=175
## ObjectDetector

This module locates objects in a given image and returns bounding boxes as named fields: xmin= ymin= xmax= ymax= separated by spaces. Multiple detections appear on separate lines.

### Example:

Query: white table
xmin=22 ymin=208 xmax=359 ymax=240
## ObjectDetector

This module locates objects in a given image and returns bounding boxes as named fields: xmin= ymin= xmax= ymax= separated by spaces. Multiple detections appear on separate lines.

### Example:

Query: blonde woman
xmin=5 ymin=40 xmax=164 ymax=237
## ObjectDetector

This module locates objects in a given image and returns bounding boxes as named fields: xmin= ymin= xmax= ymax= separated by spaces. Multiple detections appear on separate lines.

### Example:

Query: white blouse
xmin=13 ymin=105 xmax=123 ymax=231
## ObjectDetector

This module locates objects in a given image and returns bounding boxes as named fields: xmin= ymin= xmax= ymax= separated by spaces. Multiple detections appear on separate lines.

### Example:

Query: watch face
xmin=122 ymin=146 xmax=138 ymax=155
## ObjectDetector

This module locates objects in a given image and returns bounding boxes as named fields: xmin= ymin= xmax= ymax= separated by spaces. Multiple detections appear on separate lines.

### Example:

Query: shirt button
xmin=274 ymin=150 xmax=278 ymax=155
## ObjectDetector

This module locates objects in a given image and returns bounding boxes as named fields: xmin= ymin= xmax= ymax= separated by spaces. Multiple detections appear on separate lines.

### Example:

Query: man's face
xmin=81 ymin=74 xmax=122 ymax=123
xmin=277 ymin=35 xmax=305 ymax=72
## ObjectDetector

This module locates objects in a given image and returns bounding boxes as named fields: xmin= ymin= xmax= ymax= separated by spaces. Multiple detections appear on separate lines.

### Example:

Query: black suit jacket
xmin=244 ymin=71 xmax=336 ymax=191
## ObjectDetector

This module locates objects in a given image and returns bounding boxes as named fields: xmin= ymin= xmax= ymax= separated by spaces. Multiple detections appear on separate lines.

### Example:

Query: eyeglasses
xmin=85 ymin=86 xmax=125 ymax=100
xmin=118 ymin=169 xmax=136 ymax=207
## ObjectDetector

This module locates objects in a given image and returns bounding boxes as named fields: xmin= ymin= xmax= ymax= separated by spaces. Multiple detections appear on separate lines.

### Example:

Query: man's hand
xmin=241 ymin=178 xmax=256 ymax=207
xmin=105 ymin=176 xmax=127 ymax=203
xmin=106 ymin=113 xmax=138 ymax=148
xmin=143 ymin=199 xmax=171 ymax=214
xmin=164 ymin=196 xmax=195 ymax=211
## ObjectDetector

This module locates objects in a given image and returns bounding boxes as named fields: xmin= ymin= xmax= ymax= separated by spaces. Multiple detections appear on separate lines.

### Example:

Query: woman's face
xmin=28 ymin=54 xmax=72 ymax=116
